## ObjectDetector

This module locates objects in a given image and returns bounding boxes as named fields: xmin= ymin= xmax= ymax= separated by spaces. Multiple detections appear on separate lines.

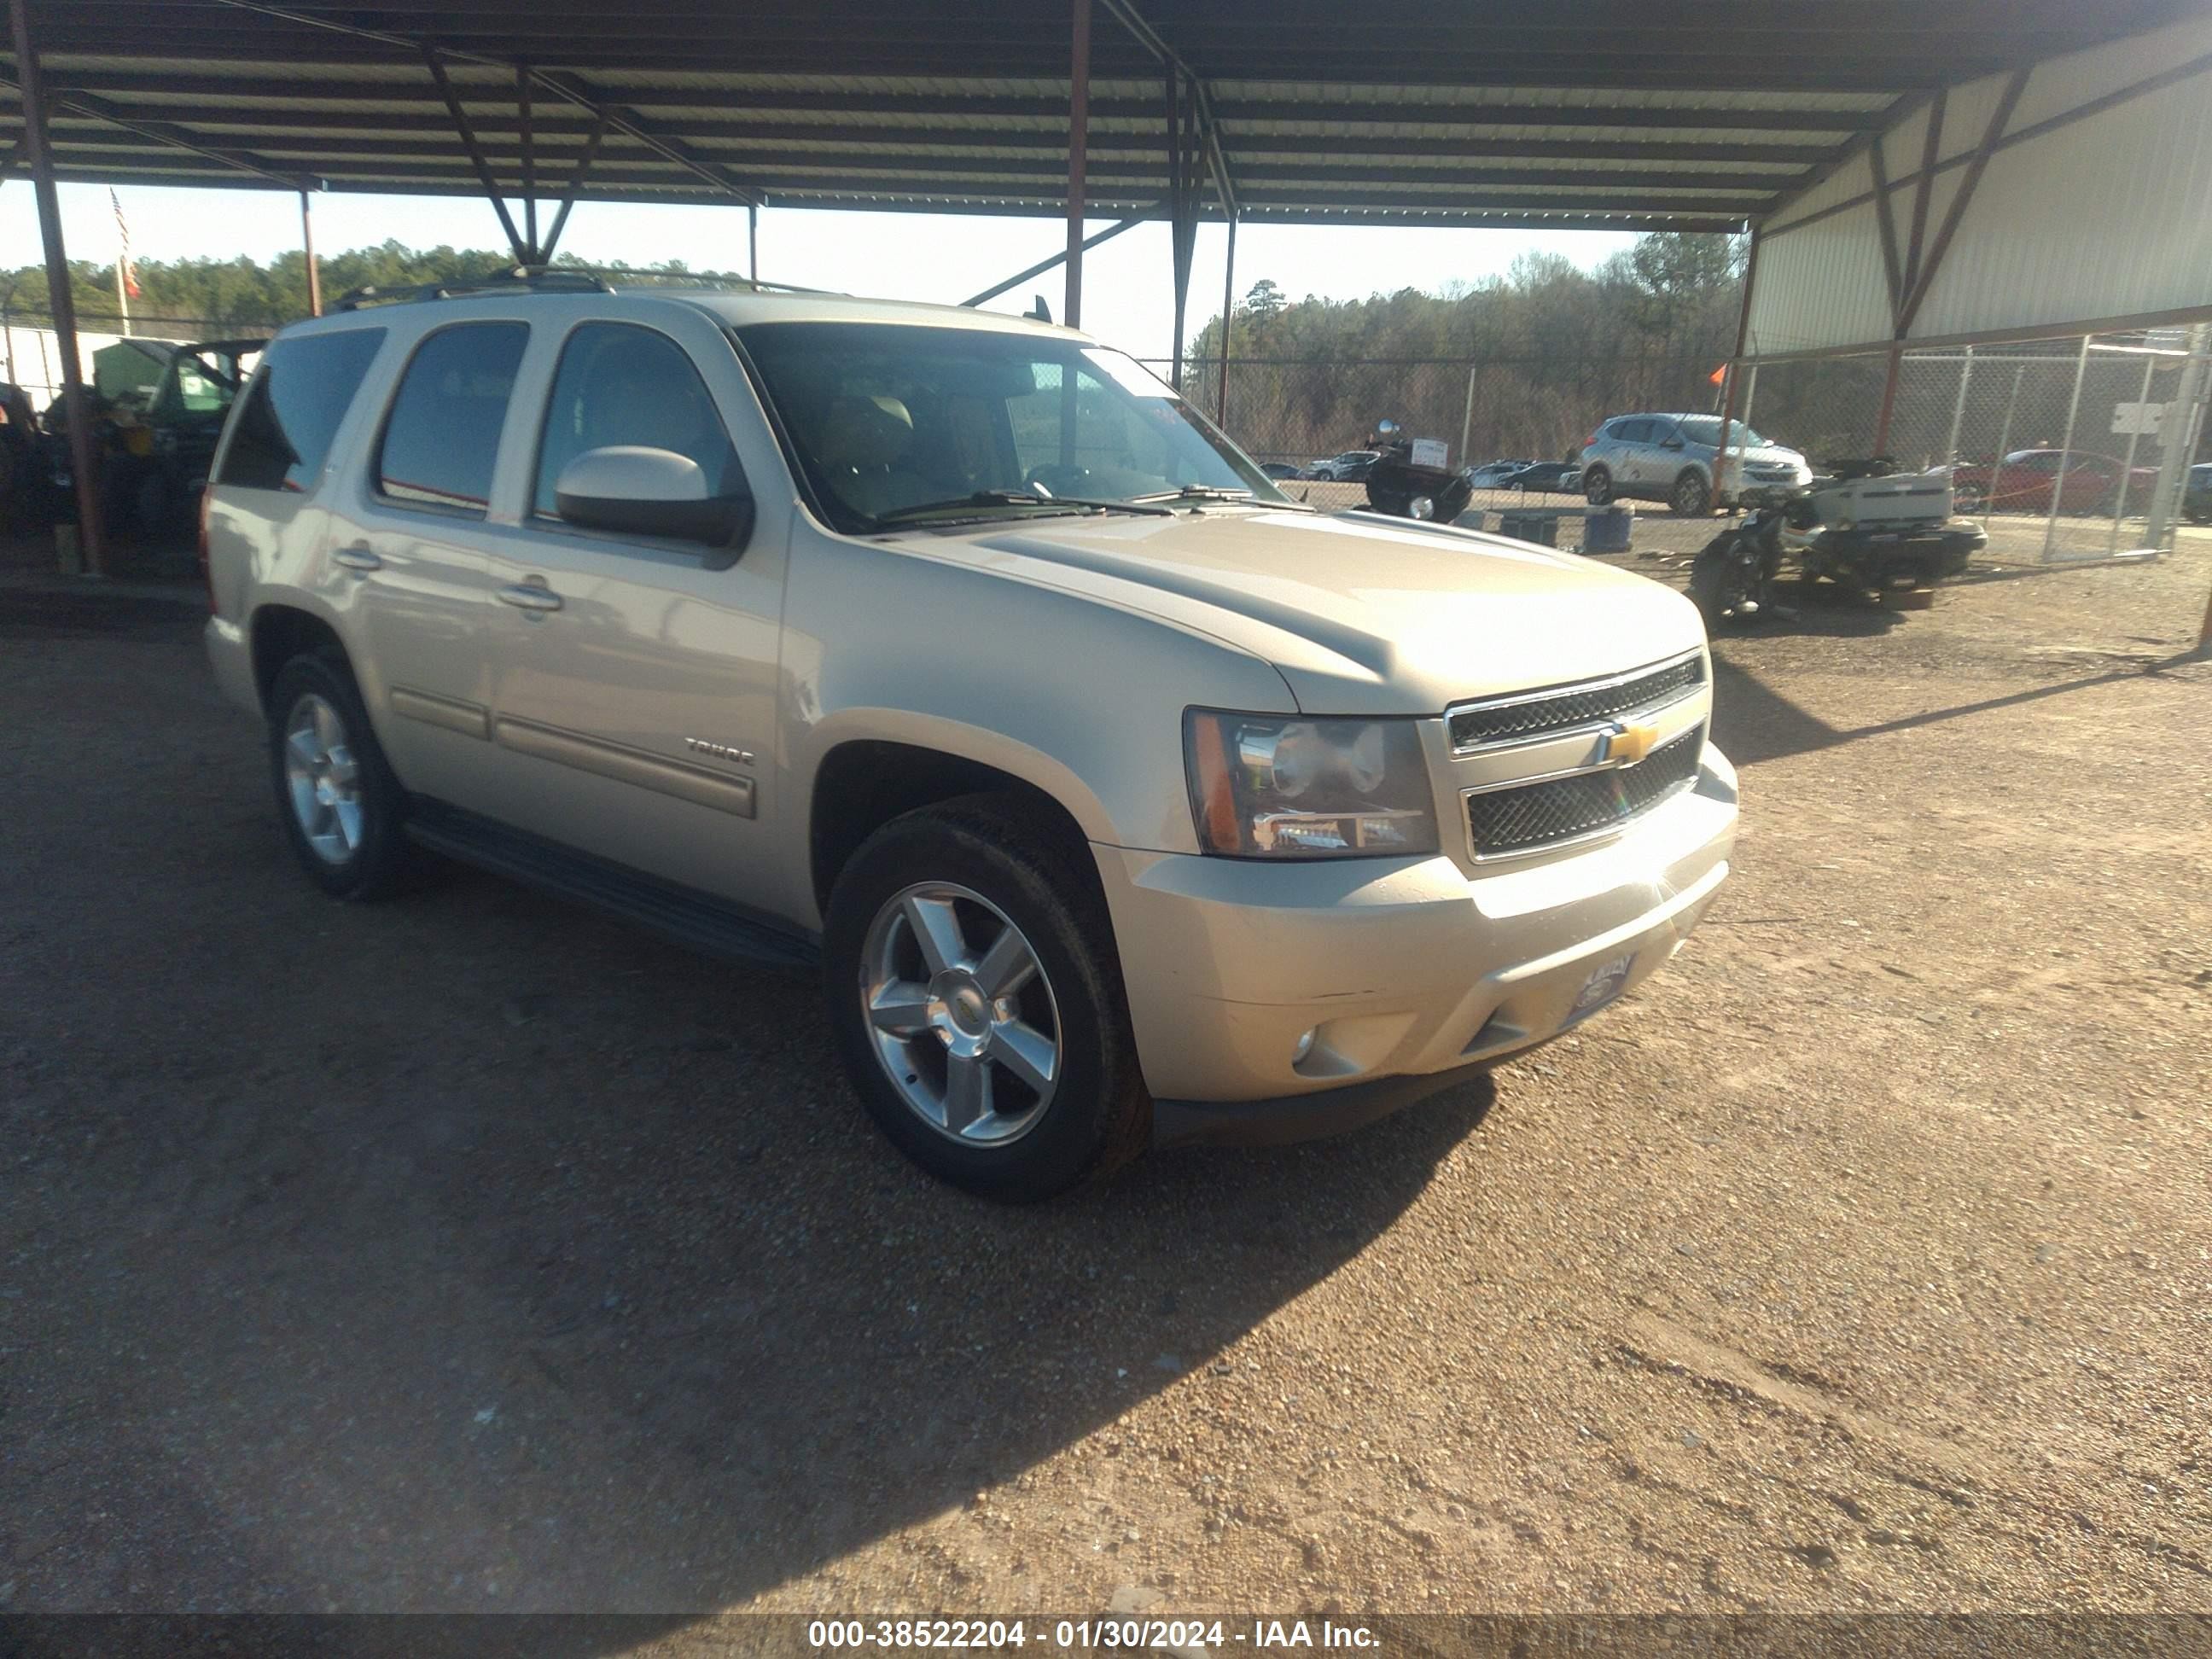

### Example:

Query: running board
xmin=406 ymin=799 xmax=820 ymax=973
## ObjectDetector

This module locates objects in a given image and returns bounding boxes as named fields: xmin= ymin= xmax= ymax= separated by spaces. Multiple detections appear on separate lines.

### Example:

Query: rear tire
xmin=1953 ymin=482 xmax=1987 ymax=514
xmin=822 ymin=795 xmax=1150 ymax=1202
xmin=1582 ymin=465 xmax=1614 ymax=506
xmin=1669 ymin=469 xmax=1713 ymax=516
xmin=266 ymin=651 xmax=416 ymax=900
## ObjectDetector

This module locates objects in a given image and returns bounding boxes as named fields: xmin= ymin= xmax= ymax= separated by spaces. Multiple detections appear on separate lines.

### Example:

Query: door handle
xmin=332 ymin=544 xmax=381 ymax=573
xmin=497 ymin=580 xmax=564 ymax=614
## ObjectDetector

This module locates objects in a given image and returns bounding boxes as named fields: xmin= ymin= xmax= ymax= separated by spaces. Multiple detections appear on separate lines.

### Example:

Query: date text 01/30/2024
xmin=806 ymin=1619 xmax=1383 ymax=1650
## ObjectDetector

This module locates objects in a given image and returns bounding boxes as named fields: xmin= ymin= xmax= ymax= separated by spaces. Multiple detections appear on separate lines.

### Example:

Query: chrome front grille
xmin=1447 ymin=652 xmax=1704 ymax=751
xmin=1465 ymin=725 xmax=1704 ymax=857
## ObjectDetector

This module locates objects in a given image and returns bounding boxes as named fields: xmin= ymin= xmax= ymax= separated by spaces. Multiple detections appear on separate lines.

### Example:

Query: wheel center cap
xmin=946 ymin=981 xmax=992 ymax=1037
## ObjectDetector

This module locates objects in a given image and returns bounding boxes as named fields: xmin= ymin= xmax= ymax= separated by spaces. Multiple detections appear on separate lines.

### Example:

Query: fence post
xmin=1982 ymin=364 xmax=2023 ymax=525
xmin=2040 ymin=335 xmax=2092 ymax=563
xmin=2147 ymin=322 xmax=2209 ymax=553
xmin=2108 ymin=353 xmax=2156 ymax=556
xmin=1943 ymin=345 xmax=1973 ymax=466
xmin=1458 ymin=358 xmax=1477 ymax=469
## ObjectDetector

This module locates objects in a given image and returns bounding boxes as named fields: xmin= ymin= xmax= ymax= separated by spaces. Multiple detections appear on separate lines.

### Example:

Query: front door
xmin=477 ymin=310 xmax=789 ymax=915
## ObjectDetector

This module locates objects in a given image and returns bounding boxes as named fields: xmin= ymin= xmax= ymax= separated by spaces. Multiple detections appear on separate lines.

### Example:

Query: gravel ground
xmin=2 ymin=527 xmax=2209 ymax=1627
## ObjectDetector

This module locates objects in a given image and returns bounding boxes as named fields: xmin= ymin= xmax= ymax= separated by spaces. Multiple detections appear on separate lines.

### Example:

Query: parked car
xmin=39 ymin=338 xmax=265 ymax=535
xmin=1580 ymin=413 xmax=1810 ymax=515
xmin=1462 ymin=458 xmax=1533 ymax=490
xmin=1503 ymin=460 xmax=1583 ymax=495
xmin=1305 ymin=449 xmax=1380 ymax=481
xmin=2186 ymin=462 xmax=2212 ymax=524
xmin=1258 ymin=461 xmax=1302 ymax=480
xmin=201 ymin=274 xmax=1736 ymax=1200
xmin=1949 ymin=448 xmax=2162 ymax=516
xmin=131 ymin=338 xmax=265 ymax=532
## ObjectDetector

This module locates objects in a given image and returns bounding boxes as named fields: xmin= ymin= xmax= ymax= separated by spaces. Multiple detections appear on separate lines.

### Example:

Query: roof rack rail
xmin=332 ymin=265 xmax=615 ymax=311
xmin=333 ymin=262 xmax=831 ymax=311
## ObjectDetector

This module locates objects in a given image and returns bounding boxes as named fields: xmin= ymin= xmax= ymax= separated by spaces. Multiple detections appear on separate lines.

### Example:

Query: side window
xmin=1618 ymin=419 xmax=1654 ymax=444
xmin=533 ymin=321 xmax=742 ymax=520
xmin=375 ymin=322 xmax=529 ymax=514
xmin=217 ymin=329 xmax=386 ymax=493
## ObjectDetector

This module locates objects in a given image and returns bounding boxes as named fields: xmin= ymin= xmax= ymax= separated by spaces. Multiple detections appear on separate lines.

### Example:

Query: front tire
xmin=266 ymin=651 xmax=415 ymax=899
xmin=1670 ymin=469 xmax=1714 ymax=516
xmin=823 ymin=795 xmax=1149 ymax=1202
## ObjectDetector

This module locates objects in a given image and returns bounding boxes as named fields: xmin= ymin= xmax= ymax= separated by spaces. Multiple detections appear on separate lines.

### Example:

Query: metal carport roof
xmin=4 ymin=1 xmax=2199 ymax=234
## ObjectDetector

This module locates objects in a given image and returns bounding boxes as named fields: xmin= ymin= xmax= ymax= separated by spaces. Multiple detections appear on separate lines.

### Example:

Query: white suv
xmin=1580 ymin=412 xmax=1811 ymax=515
xmin=201 ymin=273 xmax=1738 ymax=1200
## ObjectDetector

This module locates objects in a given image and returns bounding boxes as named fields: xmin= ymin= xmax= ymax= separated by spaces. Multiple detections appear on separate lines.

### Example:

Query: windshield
xmin=735 ymin=322 xmax=1284 ymax=532
xmin=1674 ymin=416 xmax=1768 ymax=448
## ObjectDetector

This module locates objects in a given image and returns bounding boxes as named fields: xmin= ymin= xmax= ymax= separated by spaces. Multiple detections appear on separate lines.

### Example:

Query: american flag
xmin=111 ymin=189 xmax=142 ymax=299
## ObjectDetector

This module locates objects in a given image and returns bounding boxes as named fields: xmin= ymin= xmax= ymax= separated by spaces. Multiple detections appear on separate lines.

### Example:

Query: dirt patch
xmin=1 ymin=537 xmax=2208 ymax=1621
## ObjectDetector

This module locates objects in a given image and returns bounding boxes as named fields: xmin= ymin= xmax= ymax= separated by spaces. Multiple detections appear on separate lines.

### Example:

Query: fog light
xmin=1292 ymin=1028 xmax=1317 ymax=1063
xmin=1410 ymin=495 xmax=1435 ymax=520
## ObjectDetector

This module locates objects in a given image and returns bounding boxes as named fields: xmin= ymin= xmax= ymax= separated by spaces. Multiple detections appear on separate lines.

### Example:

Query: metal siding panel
xmin=1910 ymin=70 xmax=2212 ymax=341
xmin=1747 ymin=200 xmax=1893 ymax=356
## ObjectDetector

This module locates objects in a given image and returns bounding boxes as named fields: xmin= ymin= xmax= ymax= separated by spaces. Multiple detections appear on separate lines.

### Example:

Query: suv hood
xmin=963 ymin=507 xmax=1705 ymax=715
xmin=1722 ymin=444 xmax=1807 ymax=469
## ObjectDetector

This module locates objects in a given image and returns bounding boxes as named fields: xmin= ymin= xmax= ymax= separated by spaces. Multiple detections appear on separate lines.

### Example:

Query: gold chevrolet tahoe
xmin=201 ymin=274 xmax=1737 ymax=1200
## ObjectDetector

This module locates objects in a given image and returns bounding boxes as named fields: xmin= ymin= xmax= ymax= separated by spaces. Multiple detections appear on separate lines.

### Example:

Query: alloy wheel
xmin=283 ymin=693 xmax=364 ymax=864
xmin=859 ymin=882 xmax=1062 ymax=1145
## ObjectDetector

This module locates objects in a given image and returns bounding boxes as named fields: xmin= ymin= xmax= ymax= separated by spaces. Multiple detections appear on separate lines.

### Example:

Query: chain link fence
xmin=1152 ymin=326 xmax=2212 ymax=568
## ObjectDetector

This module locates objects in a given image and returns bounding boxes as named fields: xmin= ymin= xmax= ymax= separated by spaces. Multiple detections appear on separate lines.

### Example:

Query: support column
xmin=9 ymin=0 xmax=107 ymax=576
xmin=1714 ymin=224 xmax=1761 ymax=510
xmin=1166 ymin=73 xmax=1188 ymax=386
xmin=748 ymin=201 xmax=759 ymax=282
xmin=300 ymin=188 xmax=323 ymax=317
xmin=1871 ymin=345 xmax=1903 ymax=457
xmin=1215 ymin=215 xmax=1235 ymax=422
xmin=517 ymin=62 xmax=538 ymax=262
xmin=1063 ymin=0 xmax=1091 ymax=329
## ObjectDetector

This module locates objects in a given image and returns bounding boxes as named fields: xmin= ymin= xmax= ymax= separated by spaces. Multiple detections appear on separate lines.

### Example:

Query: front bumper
xmin=1097 ymin=749 xmax=1738 ymax=1139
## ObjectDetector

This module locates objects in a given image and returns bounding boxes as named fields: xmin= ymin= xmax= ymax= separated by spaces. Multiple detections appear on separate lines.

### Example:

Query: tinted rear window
xmin=375 ymin=322 xmax=530 ymax=514
xmin=216 ymin=329 xmax=386 ymax=493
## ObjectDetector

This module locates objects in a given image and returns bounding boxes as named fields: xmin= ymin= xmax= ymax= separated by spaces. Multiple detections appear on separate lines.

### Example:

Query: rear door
xmin=475 ymin=306 xmax=790 ymax=913
xmin=330 ymin=317 xmax=533 ymax=807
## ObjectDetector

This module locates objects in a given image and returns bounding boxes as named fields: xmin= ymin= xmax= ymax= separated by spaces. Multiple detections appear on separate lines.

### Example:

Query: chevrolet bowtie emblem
xmin=1603 ymin=721 xmax=1662 ymax=766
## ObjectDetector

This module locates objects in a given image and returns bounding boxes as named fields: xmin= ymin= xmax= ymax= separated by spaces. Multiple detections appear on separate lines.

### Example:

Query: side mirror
xmin=555 ymin=445 xmax=754 ymax=557
xmin=1662 ymin=436 xmax=1685 ymax=450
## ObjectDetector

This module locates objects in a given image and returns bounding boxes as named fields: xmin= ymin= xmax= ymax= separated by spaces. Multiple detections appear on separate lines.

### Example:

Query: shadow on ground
xmin=0 ymin=586 xmax=1493 ymax=1635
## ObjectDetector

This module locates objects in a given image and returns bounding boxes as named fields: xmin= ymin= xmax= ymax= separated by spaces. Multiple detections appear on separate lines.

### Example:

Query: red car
xmin=1950 ymin=448 xmax=2159 ymax=515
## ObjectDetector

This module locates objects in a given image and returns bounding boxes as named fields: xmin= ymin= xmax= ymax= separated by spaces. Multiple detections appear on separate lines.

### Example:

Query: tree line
xmin=1179 ymin=230 xmax=1760 ymax=467
xmin=0 ymin=242 xmax=727 ymax=333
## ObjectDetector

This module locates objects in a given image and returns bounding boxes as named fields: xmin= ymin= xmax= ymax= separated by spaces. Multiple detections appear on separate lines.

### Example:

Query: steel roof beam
xmin=422 ymin=45 xmax=528 ymax=260
xmin=0 ymin=71 xmax=308 ymax=188
xmin=26 ymin=73 xmax=1884 ymax=133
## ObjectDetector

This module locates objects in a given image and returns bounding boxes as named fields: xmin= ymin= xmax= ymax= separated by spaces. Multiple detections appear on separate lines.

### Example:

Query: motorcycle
xmin=1360 ymin=419 xmax=1474 ymax=524
xmin=1689 ymin=488 xmax=1792 ymax=626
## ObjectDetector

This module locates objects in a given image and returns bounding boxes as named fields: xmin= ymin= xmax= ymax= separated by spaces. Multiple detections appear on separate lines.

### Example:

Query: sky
xmin=2 ymin=181 xmax=1639 ymax=362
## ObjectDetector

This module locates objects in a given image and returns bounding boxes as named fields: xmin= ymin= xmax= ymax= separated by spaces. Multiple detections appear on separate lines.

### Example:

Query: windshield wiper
xmin=1132 ymin=485 xmax=1256 ymax=504
xmin=871 ymin=490 xmax=1172 ymax=526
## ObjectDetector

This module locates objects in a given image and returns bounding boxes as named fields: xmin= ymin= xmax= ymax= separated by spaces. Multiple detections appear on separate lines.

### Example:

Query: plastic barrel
xmin=1582 ymin=505 xmax=1633 ymax=554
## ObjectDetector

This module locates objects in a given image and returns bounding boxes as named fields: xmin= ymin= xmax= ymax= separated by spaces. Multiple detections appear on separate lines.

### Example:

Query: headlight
xmin=1410 ymin=494 xmax=1435 ymax=520
xmin=1185 ymin=711 xmax=1440 ymax=859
